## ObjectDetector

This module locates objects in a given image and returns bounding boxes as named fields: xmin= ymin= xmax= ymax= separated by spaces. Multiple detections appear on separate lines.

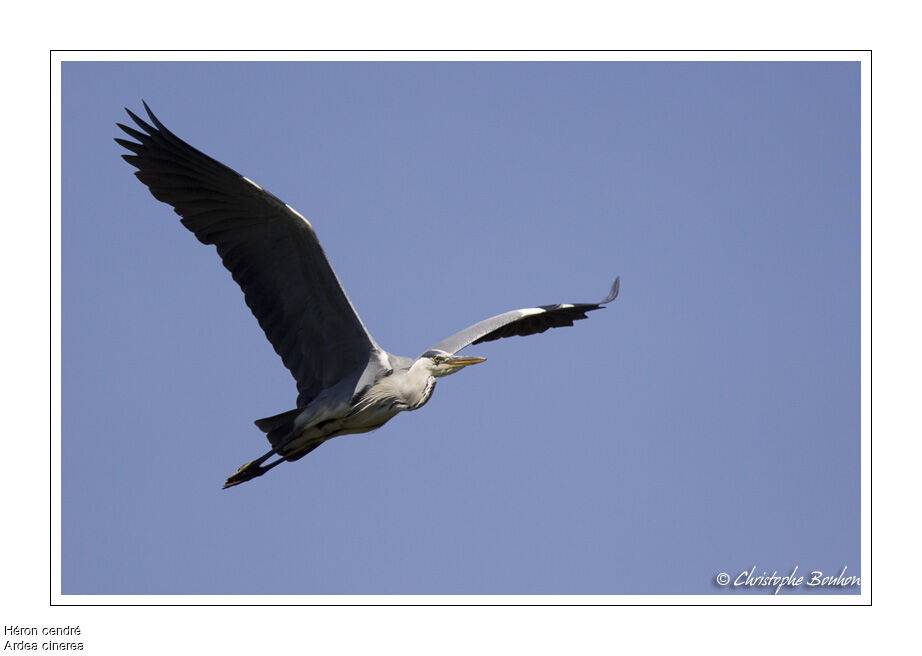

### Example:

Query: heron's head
xmin=418 ymin=350 xmax=486 ymax=378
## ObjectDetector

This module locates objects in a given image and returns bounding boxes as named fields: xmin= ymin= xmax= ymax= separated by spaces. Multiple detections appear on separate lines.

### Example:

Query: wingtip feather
xmin=125 ymin=106 xmax=156 ymax=135
xmin=142 ymin=100 xmax=165 ymax=130
xmin=600 ymin=276 xmax=620 ymax=304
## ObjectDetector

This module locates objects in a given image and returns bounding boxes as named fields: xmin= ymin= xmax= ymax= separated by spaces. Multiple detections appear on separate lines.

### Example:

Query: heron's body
xmin=116 ymin=102 xmax=619 ymax=488
xmin=265 ymin=355 xmax=432 ymax=462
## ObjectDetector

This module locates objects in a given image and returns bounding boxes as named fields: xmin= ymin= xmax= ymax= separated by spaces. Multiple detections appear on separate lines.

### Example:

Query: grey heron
xmin=116 ymin=102 xmax=620 ymax=489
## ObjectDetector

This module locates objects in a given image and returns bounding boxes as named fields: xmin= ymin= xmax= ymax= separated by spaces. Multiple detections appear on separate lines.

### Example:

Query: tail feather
xmin=254 ymin=408 xmax=302 ymax=448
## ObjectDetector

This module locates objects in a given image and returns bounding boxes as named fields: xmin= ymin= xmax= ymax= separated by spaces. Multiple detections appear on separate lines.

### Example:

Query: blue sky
xmin=61 ymin=61 xmax=860 ymax=595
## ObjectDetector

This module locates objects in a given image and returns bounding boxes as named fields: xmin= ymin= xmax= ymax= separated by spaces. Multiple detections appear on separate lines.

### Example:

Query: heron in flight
xmin=116 ymin=102 xmax=620 ymax=489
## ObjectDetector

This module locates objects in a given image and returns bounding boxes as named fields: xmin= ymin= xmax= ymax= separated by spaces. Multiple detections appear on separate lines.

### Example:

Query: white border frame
xmin=51 ymin=50 xmax=870 ymax=606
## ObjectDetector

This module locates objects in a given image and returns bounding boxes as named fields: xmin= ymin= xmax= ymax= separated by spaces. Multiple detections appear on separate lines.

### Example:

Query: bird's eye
xmin=433 ymin=355 xmax=444 ymax=364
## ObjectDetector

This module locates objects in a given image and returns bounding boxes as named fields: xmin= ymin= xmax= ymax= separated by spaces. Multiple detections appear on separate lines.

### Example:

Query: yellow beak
xmin=446 ymin=355 xmax=487 ymax=367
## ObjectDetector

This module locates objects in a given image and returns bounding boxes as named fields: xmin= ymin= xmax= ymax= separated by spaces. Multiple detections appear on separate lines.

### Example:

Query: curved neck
xmin=405 ymin=358 xmax=437 ymax=410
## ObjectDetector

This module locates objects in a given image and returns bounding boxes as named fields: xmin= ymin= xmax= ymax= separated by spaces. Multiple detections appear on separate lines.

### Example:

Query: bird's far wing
xmin=425 ymin=278 xmax=620 ymax=356
xmin=117 ymin=102 xmax=381 ymax=408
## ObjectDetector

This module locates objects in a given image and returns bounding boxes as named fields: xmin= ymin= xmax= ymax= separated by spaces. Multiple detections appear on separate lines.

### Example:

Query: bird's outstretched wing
xmin=424 ymin=278 xmax=619 ymax=356
xmin=116 ymin=102 xmax=381 ymax=408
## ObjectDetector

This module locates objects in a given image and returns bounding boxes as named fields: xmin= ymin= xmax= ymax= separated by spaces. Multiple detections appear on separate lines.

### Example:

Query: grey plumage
xmin=428 ymin=278 xmax=620 ymax=355
xmin=117 ymin=102 xmax=620 ymax=488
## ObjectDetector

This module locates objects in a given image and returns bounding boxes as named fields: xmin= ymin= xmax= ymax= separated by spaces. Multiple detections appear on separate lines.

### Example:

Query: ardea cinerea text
xmin=116 ymin=102 xmax=620 ymax=488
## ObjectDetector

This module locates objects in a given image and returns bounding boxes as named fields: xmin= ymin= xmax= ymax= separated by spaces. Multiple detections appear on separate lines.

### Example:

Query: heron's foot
xmin=222 ymin=454 xmax=287 ymax=489
xmin=222 ymin=460 xmax=265 ymax=489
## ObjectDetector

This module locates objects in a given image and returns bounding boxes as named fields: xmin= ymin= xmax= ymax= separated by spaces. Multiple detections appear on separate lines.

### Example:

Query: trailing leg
xmin=222 ymin=452 xmax=286 ymax=489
